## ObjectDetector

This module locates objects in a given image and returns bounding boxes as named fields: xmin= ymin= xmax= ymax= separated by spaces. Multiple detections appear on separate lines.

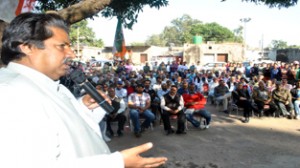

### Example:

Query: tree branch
xmin=57 ymin=0 xmax=113 ymax=24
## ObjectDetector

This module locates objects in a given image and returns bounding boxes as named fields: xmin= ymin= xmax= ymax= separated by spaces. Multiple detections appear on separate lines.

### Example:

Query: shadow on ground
xmin=107 ymin=105 xmax=300 ymax=168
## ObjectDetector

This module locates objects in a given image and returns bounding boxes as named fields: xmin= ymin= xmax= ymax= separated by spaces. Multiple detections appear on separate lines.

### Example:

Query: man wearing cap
xmin=128 ymin=83 xmax=155 ymax=137
xmin=115 ymin=81 xmax=128 ymax=103
xmin=272 ymin=81 xmax=294 ymax=118
xmin=182 ymin=82 xmax=211 ymax=129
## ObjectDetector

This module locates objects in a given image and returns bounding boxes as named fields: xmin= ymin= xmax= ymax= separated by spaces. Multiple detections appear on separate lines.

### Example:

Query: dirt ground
xmin=107 ymin=105 xmax=300 ymax=168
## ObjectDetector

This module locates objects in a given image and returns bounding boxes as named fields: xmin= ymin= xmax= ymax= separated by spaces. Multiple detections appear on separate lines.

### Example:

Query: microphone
xmin=70 ymin=69 xmax=114 ymax=113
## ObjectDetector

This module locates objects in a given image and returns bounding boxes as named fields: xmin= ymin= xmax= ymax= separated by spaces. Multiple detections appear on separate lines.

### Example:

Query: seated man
xmin=182 ymin=82 xmax=211 ymax=129
xmin=157 ymin=82 xmax=170 ymax=99
xmin=252 ymin=81 xmax=277 ymax=117
xmin=177 ymin=80 xmax=189 ymax=95
xmin=272 ymin=81 xmax=294 ymax=118
xmin=208 ymin=77 xmax=219 ymax=104
xmin=128 ymin=83 xmax=155 ymax=137
xmin=115 ymin=81 xmax=128 ymax=103
xmin=233 ymin=83 xmax=254 ymax=123
xmin=290 ymin=80 xmax=300 ymax=119
xmin=282 ymin=78 xmax=293 ymax=91
xmin=143 ymin=79 xmax=159 ymax=120
xmin=214 ymin=79 xmax=231 ymax=114
xmin=160 ymin=85 xmax=186 ymax=135
xmin=106 ymin=87 xmax=127 ymax=137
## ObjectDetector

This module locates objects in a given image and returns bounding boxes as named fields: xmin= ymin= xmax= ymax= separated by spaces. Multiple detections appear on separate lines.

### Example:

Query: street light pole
xmin=260 ymin=34 xmax=264 ymax=59
xmin=76 ymin=27 xmax=80 ymax=59
xmin=240 ymin=17 xmax=251 ymax=59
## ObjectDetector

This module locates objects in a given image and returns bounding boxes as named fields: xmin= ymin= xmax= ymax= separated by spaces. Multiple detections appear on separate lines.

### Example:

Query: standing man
xmin=0 ymin=13 xmax=167 ymax=168
xmin=143 ymin=62 xmax=151 ymax=73
xmin=160 ymin=85 xmax=186 ymax=135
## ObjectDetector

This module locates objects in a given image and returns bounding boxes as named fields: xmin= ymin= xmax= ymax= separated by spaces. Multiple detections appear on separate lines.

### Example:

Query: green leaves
xmin=146 ymin=14 xmax=239 ymax=46
xmin=70 ymin=20 xmax=104 ymax=48
xmin=241 ymin=0 xmax=298 ymax=8
xmin=101 ymin=0 xmax=169 ymax=29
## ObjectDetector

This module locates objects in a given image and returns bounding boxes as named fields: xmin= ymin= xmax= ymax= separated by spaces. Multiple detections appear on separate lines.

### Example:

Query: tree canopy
xmin=145 ymin=14 xmax=241 ymax=46
xmin=0 ymin=0 xmax=298 ymax=50
xmin=69 ymin=20 xmax=104 ymax=48
xmin=228 ymin=0 xmax=298 ymax=8
xmin=35 ymin=0 xmax=168 ymax=28
xmin=33 ymin=0 xmax=298 ymax=27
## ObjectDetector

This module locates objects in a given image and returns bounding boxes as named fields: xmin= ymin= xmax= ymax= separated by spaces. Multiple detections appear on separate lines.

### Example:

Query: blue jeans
xmin=294 ymin=100 xmax=300 ymax=116
xmin=186 ymin=109 xmax=211 ymax=127
xmin=130 ymin=109 xmax=155 ymax=133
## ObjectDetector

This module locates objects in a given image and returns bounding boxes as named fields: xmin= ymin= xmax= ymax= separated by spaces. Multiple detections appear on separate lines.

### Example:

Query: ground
xmin=107 ymin=105 xmax=300 ymax=168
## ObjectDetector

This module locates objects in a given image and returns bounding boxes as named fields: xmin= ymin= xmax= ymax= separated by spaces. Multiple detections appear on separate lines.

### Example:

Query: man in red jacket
xmin=182 ymin=82 xmax=211 ymax=129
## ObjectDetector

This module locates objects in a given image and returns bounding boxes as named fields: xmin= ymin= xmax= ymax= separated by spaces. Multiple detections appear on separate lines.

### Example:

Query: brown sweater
xmin=272 ymin=88 xmax=291 ymax=103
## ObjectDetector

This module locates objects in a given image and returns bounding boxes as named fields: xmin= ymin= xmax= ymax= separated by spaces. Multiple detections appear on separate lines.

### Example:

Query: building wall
xmin=183 ymin=43 xmax=244 ymax=65
xmin=91 ymin=43 xmax=245 ymax=65
xmin=287 ymin=49 xmax=300 ymax=62
xmin=81 ymin=46 xmax=103 ymax=61
xmin=276 ymin=48 xmax=300 ymax=63
xmin=268 ymin=50 xmax=277 ymax=61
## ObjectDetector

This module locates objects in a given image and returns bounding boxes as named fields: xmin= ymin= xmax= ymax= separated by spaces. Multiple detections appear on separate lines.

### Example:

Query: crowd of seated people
xmin=60 ymin=59 xmax=300 ymax=140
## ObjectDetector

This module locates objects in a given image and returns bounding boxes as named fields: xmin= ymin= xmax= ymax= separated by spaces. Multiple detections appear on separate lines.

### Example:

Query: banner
xmin=0 ymin=0 xmax=36 ymax=22
xmin=112 ymin=18 xmax=127 ymax=60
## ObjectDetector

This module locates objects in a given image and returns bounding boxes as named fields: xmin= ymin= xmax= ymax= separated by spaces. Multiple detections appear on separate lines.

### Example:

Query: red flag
xmin=16 ymin=0 xmax=36 ymax=16
xmin=0 ymin=0 xmax=36 ymax=22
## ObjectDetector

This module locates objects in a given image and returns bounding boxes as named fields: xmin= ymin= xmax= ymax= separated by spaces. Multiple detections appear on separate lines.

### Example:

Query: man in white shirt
xmin=160 ymin=85 xmax=185 ymax=135
xmin=0 ymin=13 xmax=167 ymax=168
xmin=106 ymin=86 xmax=127 ymax=137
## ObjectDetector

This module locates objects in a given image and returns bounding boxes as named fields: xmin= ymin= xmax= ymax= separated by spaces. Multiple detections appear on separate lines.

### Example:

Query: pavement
xmin=107 ymin=104 xmax=300 ymax=168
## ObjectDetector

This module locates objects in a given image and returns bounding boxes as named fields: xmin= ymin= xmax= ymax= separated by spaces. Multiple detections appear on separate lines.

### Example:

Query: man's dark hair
xmin=170 ymin=85 xmax=178 ymax=89
xmin=1 ymin=13 xmax=69 ymax=65
xmin=144 ymin=79 xmax=151 ymax=83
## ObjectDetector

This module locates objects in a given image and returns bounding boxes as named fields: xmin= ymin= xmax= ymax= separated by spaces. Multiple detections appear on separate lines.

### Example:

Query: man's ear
xmin=19 ymin=44 xmax=35 ymax=56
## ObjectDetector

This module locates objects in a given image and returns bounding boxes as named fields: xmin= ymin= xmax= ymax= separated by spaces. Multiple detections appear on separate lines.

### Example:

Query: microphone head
xmin=70 ymin=69 xmax=86 ymax=84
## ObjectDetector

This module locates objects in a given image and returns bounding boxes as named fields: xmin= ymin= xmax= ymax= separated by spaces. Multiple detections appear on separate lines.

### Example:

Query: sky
xmin=88 ymin=0 xmax=300 ymax=48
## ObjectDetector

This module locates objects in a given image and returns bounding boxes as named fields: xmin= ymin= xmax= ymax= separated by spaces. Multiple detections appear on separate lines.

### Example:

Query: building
xmin=183 ymin=42 xmax=244 ymax=65
xmin=268 ymin=48 xmax=300 ymax=63
xmin=101 ymin=46 xmax=183 ymax=65
xmin=79 ymin=42 xmax=246 ymax=66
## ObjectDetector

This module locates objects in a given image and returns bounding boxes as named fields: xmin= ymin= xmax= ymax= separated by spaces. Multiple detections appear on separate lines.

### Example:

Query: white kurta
xmin=0 ymin=63 xmax=124 ymax=168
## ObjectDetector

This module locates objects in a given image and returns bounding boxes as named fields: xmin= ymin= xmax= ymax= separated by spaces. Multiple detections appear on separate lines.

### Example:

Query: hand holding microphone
xmin=70 ymin=69 xmax=114 ymax=113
